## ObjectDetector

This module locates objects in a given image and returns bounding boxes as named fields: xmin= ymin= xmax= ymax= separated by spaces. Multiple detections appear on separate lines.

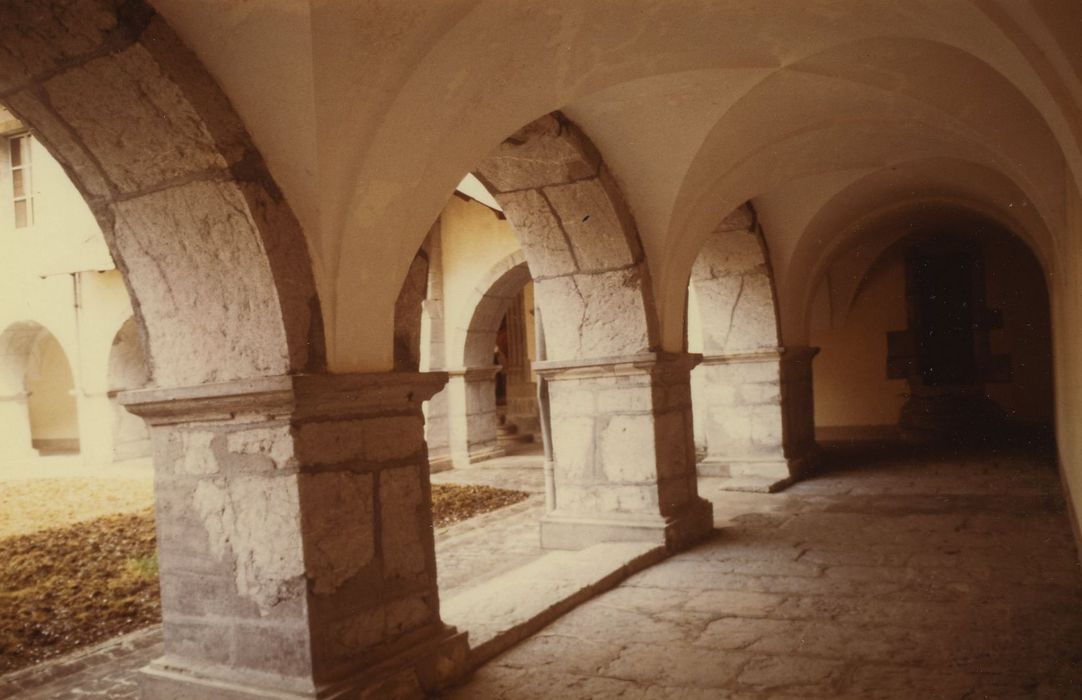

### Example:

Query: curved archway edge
xmin=0 ymin=0 xmax=324 ymax=388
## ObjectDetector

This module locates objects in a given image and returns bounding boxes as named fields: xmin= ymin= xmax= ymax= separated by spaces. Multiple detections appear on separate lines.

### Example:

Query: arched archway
xmin=0 ymin=5 xmax=459 ymax=699
xmin=471 ymin=113 xmax=712 ymax=549
xmin=444 ymin=251 xmax=532 ymax=466
xmin=107 ymin=317 xmax=151 ymax=462
xmin=0 ymin=321 xmax=79 ymax=460
xmin=686 ymin=204 xmax=817 ymax=489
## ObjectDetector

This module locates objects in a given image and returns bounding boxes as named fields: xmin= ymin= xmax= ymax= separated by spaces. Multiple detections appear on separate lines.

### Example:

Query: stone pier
xmin=446 ymin=366 xmax=505 ymax=467
xmin=696 ymin=347 xmax=819 ymax=488
xmin=535 ymin=352 xmax=713 ymax=551
xmin=121 ymin=372 xmax=468 ymax=700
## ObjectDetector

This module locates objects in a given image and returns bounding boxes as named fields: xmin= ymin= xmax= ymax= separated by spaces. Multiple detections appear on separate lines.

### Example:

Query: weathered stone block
xmin=299 ymin=472 xmax=375 ymax=595
xmin=231 ymin=622 xmax=313 ymax=678
xmin=364 ymin=415 xmax=423 ymax=462
xmin=534 ymin=270 xmax=650 ymax=361
xmin=45 ymin=44 xmax=227 ymax=193
xmin=0 ymin=0 xmax=118 ymax=93
xmin=380 ymin=465 xmax=429 ymax=581
xmin=112 ymin=180 xmax=290 ymax=387
xmin=543 ymin=178 xmax=635 ymax=272
xmin=600 ymin=414 xmax=658 ymax=482
xmin=226 ymin=425 xmax=296 ymax=470
xmin=550 ymin=415 xmax=596 ymax=481
xmin=475 ymin=114 xmax=599 ymax=191
xmin=295 ymin=419 xmax=366 ymax=465
xmin=192 ymin=475 xmax=306 ymax=616
xmin=497 ymin=189 xmax=576 ymax=278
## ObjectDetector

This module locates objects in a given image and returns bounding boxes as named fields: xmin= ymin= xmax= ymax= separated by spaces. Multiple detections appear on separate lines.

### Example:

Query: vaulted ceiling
xmin=151 ymin=0 xmax=1082 ymax=370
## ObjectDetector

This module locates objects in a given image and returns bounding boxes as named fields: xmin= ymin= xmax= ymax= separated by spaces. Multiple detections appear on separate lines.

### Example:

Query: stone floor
xmin=446 ymin=440 xmax=1082 ymax=698
xmin=5 ymin=440 xmax=1082 ymax=699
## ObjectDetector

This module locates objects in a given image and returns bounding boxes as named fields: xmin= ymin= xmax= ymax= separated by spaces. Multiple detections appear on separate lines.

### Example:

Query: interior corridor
xmin=447 ymin=439 xmax=1082 ymax=698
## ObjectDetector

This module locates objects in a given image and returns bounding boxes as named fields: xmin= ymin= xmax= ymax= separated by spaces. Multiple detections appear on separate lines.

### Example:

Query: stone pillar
xmin=503 ymin=291 xmax=539 ymax=437
xmin=0 ymin=393 xmax=37 ymax=460
xmin=110 ymin=391 xmax=152 ymax=462
xmin=446 ymin=367 xmax=504 ymax=467
xmin=697 ymin=347 xmax=819 ymax=488
xmin=424 ymin=391 xmax=453 ymax=472
xmin=534 ymin=353 xmax=713 ymax=551
xmin=421 ymin=226 xmax=452 ymax=472
xmin=423 ymin=300 xmax=452 ymax=472
xmin=121 ymin=373 xmax=468 ymax=700
xmin=780 ymin=347 xmax=820 ymax=472
xmin=78 ymin=390 xmax=116 ymax=467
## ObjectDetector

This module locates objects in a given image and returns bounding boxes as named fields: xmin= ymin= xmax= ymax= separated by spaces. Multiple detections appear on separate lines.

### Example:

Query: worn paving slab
xmin=445 ymin=441 xmax=1082 ymax=698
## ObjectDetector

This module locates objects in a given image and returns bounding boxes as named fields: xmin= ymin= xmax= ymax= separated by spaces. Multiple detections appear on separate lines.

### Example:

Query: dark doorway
xmin=908 ymin=250 xmax=980 ymax=387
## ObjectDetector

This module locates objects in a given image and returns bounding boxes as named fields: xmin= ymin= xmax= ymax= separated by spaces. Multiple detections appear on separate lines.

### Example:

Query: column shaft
xmin=122 ymin=372 xmax=468 ymax=700
xmin=535 ymin=353 xmax=712 ymax=551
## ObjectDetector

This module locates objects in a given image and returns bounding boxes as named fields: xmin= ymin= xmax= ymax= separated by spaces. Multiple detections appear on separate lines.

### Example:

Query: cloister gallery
xmin=0 ymin=1 xmax=1081 ymax=698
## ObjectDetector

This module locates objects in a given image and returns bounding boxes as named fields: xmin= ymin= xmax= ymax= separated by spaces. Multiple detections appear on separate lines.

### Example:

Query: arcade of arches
xmin=0 ymin=1 xmax=1080 ymax=698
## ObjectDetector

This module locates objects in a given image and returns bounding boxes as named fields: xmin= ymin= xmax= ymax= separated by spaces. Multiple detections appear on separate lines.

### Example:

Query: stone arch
xmin=473 ymin=114 xmax=711 ymax=549
xmin=0 ymin=320 xmax=79 ymax=459
xmin=0 ymin=0 xmax=324 ymax=389
xmin=689 ymin=204 xmax=780 ymax=355
xmin=473 ymin=112 xmax=658 ymax=362
xmin=444 ymin=251 xmax=532 ymax=466
xmin=107 ymin=316 xmax=151 ymax=461
xmin=687 ymin=204 xmax=816 ymax=488
xmin=456 ymin=250 xmax=531 ymax=369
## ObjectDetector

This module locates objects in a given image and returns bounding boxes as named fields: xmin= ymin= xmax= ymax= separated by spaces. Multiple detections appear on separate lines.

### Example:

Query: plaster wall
xmin=26 ymin=333 xmax=78 ymax=442
xmin=810 ymin=256 xmax=908 ymax=429
xmin=0 ymin=111 xmax=145 ymax=465
xmin=1055 ymin=179 xmax=1082 ymax=543
xmin=810 ymin=234 xmax=1053 ymax=431
xmin=439 ymin=197 xmax=522 ymax=369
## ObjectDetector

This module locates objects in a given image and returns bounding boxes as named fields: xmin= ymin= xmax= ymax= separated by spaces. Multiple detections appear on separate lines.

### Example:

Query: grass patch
xmin=0 ymin=508 xmax=159 ymax=673
xmin=431 ymin=483 xmax=530 ymax=528
xmin=0 ymin=483 xmax=528 ymax=674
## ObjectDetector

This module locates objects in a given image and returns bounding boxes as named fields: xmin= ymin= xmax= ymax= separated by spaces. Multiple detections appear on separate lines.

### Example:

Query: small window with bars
xmin=8 ymin=133 xmax=33 ymax=228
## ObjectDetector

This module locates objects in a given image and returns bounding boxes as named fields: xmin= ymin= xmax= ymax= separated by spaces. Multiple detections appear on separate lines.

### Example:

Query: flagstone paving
xmin=7 ymin=441 xmax=1082 ymax=699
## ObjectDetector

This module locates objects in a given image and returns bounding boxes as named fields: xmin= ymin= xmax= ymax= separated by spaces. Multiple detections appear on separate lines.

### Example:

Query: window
xmin=8 ymin=133 xmax=33 ymax=228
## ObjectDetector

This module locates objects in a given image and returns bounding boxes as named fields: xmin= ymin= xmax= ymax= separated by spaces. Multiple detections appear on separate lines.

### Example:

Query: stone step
xmin=715 ymin=476 xmax=793 ymax=493
xmin=497 ymin=432 xmax=534 ymax=445
xmin=442 ymin=541 xmax=666 ymax=673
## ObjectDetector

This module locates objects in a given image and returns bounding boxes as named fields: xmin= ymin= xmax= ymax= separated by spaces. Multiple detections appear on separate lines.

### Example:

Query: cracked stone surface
xmin=8 ymin=441 xmax=1082 ymax=698
xmin=446 ymin=441 xmax=1082 ymax=698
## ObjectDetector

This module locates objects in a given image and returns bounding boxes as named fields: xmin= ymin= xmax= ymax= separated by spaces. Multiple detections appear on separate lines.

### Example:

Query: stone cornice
xmin=446 ymin=366 xmax=502 ymax=381
xmin=119 ymin=371 xmax=449 ymax=425
xmin=532 ymin=352 xmax=701 ymax=380
xmin=699 ymin=346 xmax=819 ymax=366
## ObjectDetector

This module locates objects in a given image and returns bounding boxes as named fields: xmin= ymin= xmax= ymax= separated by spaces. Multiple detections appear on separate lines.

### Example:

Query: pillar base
xmin=540 ymin=497 xmax=713 ymax=552
xmin=140 ymin=625 xmax=469 ymax=700
xmin=699 ymin=444 xmax=821 ymax=493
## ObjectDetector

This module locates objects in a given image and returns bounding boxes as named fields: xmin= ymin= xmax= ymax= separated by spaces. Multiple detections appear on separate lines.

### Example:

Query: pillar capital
xmin=698 ymin=345 xmax=819 ymax=367
xmin=120 ymin=371 xmax=448 ymax=426
xmin=445 ymin=366 xmax=500 ymax=382
xmin=533 ymin=351 xmax=702 ymax=381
